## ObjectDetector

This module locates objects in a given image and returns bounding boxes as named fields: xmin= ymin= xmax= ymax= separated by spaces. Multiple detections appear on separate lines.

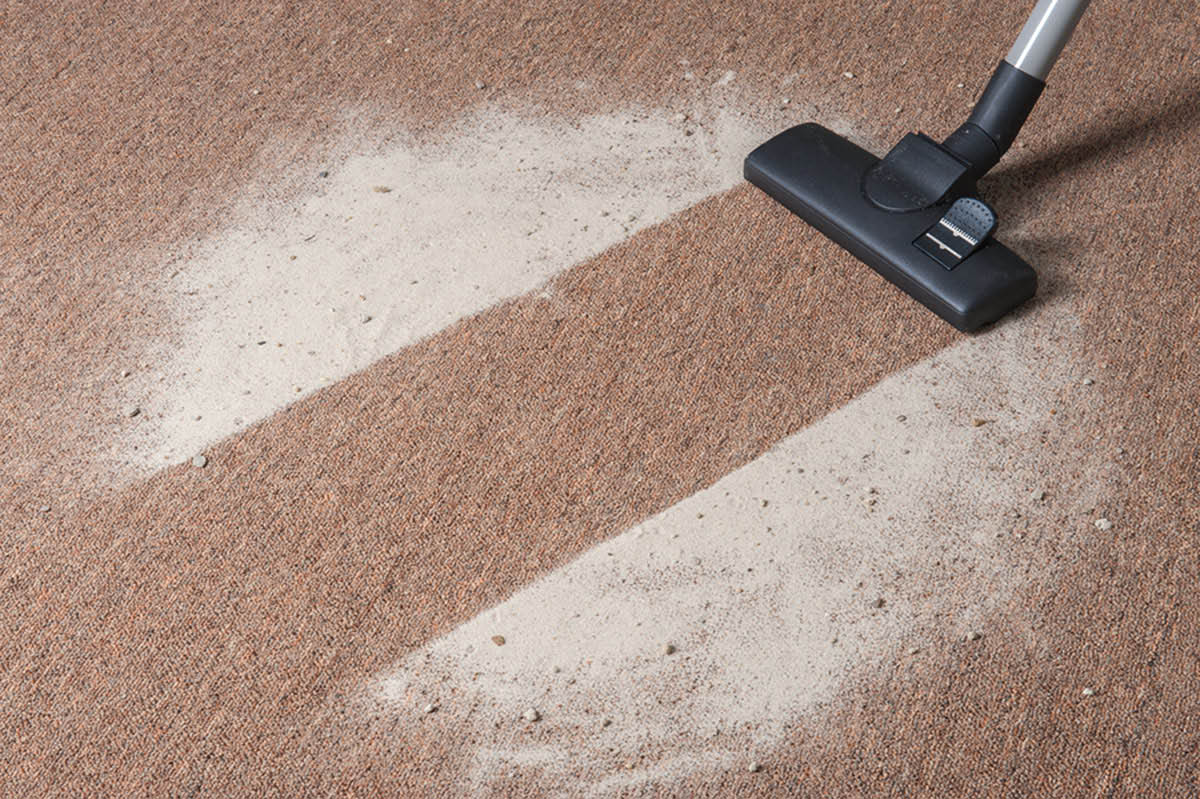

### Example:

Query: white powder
xmin=115 ymin=106 xmax=771 ymax=473
xmin=372 ymin=305 xmax=1083 ymax=794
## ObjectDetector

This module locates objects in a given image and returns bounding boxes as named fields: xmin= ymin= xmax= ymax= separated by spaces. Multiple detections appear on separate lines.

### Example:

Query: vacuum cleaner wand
xmin=746 ymin=0 xmax=1093 ymax=331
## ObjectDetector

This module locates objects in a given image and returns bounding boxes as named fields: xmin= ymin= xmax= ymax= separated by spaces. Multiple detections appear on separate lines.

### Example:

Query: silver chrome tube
xmin=1006 ymin=0 xmax=1094 ymax=80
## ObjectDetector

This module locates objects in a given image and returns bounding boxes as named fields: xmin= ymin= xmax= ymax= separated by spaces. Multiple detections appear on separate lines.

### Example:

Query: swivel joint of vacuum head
xmin=944 ymin=61 xmax=1046 ymax=181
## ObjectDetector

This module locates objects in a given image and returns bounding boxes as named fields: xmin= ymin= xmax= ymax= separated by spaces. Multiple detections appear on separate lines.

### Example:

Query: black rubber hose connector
xmin=944 ymin=60 xmax=1046 ymax=180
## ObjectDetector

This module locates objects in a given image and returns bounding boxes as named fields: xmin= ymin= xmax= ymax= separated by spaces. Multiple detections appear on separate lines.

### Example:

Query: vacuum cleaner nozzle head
xmin=745 ymin=123 xmax=1036 ymax=332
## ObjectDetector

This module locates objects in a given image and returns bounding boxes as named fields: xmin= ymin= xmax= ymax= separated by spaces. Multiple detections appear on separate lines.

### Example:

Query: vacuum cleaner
xmin=745 ymin=0 xmax=1093 ymax=331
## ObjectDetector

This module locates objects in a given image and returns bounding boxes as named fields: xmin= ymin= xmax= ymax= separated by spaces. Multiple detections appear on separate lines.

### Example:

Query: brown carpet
xmin=2 ymin=0 xmax=1198 ymax=796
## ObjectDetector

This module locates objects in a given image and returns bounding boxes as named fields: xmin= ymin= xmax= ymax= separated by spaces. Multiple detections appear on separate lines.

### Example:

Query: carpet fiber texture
xmin=2 ymin=1 xmax=1198 ymax=796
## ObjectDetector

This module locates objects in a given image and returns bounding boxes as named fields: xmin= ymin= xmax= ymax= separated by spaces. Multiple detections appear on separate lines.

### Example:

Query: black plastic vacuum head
xmin=745 ymin=0 xmax=1096 ymax=331
xmin=745 ymin=122 xmax=1035 ymax=332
